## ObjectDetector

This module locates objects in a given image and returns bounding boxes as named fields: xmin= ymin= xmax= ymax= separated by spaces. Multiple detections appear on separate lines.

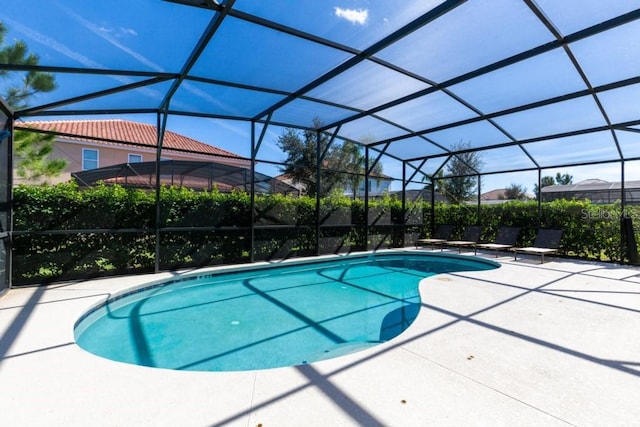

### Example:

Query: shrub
xmin=10 ymin=183 xmax=637 ymax=284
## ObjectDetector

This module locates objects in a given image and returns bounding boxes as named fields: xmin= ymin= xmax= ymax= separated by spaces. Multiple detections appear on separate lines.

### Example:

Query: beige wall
xmin=13 ymin=137 xmax=250 ymax=185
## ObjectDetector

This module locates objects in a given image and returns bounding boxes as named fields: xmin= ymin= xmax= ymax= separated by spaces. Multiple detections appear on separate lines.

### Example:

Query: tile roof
xmin=17 ymin=119 xmax=242 ymax=159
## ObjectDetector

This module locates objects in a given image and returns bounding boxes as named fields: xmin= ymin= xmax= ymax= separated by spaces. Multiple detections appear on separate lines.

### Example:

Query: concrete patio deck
xmin=1 ymin=251 xmax=639 ymax=426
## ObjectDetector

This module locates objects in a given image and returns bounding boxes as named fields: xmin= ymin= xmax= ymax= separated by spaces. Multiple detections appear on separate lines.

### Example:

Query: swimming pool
xmin=74 ymin=252 xmax=498 ymax=371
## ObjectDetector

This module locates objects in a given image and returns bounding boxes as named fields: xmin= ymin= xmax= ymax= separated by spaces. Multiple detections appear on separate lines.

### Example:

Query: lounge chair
xmin=443 ymin=225 xmax=482 ymax=253
xmin=475 ymin=226 xmax=520 ymax=257
xmin=513 ymin=228 xmax=563 ymax=263
xmin=415 ymin=225 xmax=454 ymax=250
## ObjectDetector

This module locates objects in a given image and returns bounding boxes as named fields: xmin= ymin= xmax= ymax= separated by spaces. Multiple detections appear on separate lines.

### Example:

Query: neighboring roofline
xmin=15 ymin=119 xmax=245 ymax=161
xmin=542 ymin=179 xmax=640 ymax=192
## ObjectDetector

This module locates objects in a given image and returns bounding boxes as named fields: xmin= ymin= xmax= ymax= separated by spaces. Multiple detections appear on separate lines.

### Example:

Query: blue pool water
xmin=74 ymin=252 xmax=498 ymax=371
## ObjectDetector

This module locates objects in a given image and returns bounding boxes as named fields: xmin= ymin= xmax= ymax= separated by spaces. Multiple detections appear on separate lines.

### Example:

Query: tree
xmin=340 ymin=137 xmax=383 ymax=199
xmin=1 ymin=21 xmax=64 ymax=183
xmin=533 ymin=173 xmax=573 ymax=199
xmin=341 ymin=140 xmax=365 ymax=199
xmin=422 ymin=169 xmax=445 ymax=202
xmin=13 ymin=129 xmax=66 ymax=182
xmin=533 ymin=175 xmax=556 ymax=198
xmin=277 ymin=119 xmax=382 ymax=198
xmin=277 ymin=119 xmax=339 ymax=197
xmin=501 ymin=183 xmax=528 ymax=200
xmin=555 ymin=172 xmax=573 ymax=185
xmin=440 ymin=141 xmax=484 ymax=204
xmin=0 ymin=22 xmax=56 ymax=109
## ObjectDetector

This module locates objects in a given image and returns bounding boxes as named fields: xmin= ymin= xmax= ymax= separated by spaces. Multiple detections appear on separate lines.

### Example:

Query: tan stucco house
xmin=14 ymin=119 xmax=249 ymax=186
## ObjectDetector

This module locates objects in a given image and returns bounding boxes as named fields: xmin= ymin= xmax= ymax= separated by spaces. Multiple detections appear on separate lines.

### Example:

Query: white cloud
xmin=58 ymin=4 xmax=162 ymax=72
xmin=119 ymin=27 xmax=138 ymax=37
xmin=2 ymin=16 xmax=165 ymax=103
xmin=334 ymin=7 xmax=368 ymax=25
xmin=50 ymin=5 xmax=247 ymax=114
xmin=3 ymin=16 xmax=100 ymax=69
xmin=100 ymin=26 xmax=139 ymax=38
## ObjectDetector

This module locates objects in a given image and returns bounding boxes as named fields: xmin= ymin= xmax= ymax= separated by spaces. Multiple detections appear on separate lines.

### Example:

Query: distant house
xmin=481 ymin=188 xmax=508 ymax=202
xmin=478 ymin=188 xmax=533 ymax=204
xmin=273 ymin=174 xmax=304 ymax=197
xmin=541 ymin=178 xmax=640 ymax=204
xmin=14 ymin=119 xmax=249 ymax=185
xmin=343 ymin=172 xmax=393 ymax=198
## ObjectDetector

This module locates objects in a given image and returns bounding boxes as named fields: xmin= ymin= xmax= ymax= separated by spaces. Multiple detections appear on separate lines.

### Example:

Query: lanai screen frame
xmin=2 ymin=0 xmax=640 ymax=285
xmin=0 ymin=99 xmax=11 ymax=293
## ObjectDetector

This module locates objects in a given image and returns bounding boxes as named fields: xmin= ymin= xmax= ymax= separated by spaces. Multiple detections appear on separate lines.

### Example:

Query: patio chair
xmin=513 ymin=228 xmax=563 ymax=264
xmin=442 ymin=225 xmax=482 ymax=253
xmin=415 ymin=225 xmax=454 ymax=250
xmin=475 ymin=226 xmax=520 ymax=257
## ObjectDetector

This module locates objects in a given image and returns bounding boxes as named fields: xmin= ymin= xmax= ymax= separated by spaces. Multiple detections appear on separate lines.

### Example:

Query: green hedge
xmin=432 ymin=199 xmax=634 ymax=262
xmin=10 ymin=183 xmax=637 ymax=285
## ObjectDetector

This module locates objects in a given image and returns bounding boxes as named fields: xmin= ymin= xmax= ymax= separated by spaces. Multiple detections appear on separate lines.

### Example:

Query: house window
xmin=82 ymin=148 xmax=99 ymax=170
xmin=128 ymin=154 xmax=143 ymax=163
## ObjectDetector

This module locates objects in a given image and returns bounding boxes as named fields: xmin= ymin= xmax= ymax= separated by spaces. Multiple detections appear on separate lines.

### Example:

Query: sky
xmin=2 ymin=0 xmax=640 ymax=193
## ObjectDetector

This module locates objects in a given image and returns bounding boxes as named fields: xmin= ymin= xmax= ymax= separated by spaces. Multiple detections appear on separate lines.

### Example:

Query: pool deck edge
xmin=1 ymin=251 xmax=639 ymax=426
